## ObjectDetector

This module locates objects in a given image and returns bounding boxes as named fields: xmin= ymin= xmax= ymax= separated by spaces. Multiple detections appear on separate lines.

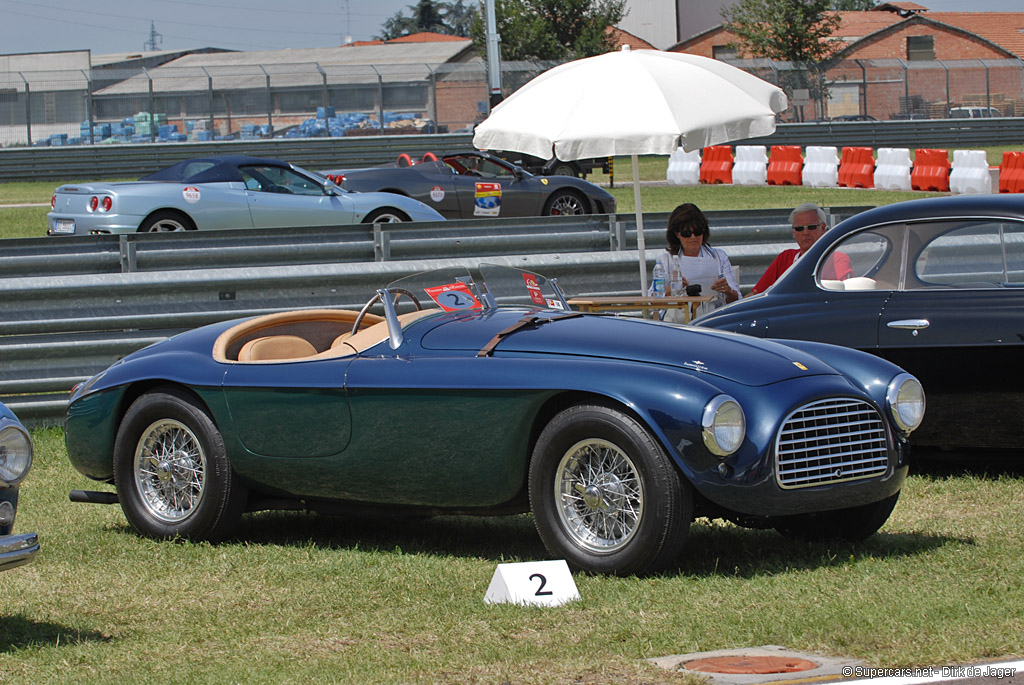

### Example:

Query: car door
xmin=241 ymin=164 xmax=357 ymax=228
xmin=763 ymin=226 xmax=901 ymax=349
xmin=448 ymin=154 xmax=541 ymax=218
xmin=876 ymin=220 xmax=1024 ymax=398
xmin=221 ymin=358 xmax=352 ymax=458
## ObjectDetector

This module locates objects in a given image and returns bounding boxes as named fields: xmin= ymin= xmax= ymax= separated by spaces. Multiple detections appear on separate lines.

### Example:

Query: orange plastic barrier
xmin=911 ymin=148 xmax=951 ymax=191
xmin=766 ymin=145 xmax=803 ymax=186
xmin=999 ymin=151 xmax=1024 ymax=193
xmin=837 ymin=147 xmax=874 ymax=188
xmin=699 ymin=146 xmax=733 ymax=184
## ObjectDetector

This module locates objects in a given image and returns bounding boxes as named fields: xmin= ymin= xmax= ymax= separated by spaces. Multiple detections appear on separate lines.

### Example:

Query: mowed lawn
xmin=2 ymin=150 xmax=1023 ymax=682
xmin=1 ymin=429 xmax=1022 ymax=683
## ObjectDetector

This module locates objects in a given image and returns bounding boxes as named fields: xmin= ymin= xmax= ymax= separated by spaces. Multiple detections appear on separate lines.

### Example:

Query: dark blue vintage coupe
xmin=695 ymin=195 xmax=1024 ymax=450
xmin=65 ymin=266 xmax=923 ymax=575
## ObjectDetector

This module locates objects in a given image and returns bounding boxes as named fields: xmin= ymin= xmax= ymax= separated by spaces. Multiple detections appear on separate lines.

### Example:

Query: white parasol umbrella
xmin=473 ymin=45 xmax=788 ymax=294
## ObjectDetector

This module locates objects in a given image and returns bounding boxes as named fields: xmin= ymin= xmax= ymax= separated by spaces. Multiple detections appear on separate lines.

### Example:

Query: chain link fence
xmin=2 ymin=56 xmax=1022 ymax=148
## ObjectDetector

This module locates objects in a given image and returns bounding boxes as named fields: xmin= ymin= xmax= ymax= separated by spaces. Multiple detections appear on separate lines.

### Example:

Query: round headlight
xmin=702 ymin=396 xmax=746 ymax=457
xmin=0 ymin=425 xmax=34 ymax=484
xmin=887 ymin=373 xmax=925 ymax=434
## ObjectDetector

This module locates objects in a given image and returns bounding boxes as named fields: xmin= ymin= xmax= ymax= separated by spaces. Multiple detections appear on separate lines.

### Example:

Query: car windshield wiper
xmin=477 ymin=313 xmax=582 ymax=357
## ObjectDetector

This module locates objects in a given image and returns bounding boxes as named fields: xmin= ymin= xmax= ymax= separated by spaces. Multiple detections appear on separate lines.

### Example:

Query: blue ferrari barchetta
xmin=64 ymin=265 xmax=924 ymax=575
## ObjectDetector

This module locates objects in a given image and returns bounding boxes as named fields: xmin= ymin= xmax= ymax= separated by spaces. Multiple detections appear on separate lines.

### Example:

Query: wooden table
xmin=567 ymin=295 xmax=715 ymax=323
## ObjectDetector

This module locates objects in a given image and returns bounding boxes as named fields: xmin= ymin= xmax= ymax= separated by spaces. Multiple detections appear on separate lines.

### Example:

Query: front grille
xmin=776 ymin=398 xmax=890 ymax=489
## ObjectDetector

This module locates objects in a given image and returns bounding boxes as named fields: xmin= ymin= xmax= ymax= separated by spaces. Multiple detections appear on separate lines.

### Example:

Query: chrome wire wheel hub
xmin=555 ymin=438 xmax=643 ymax=553
xmin=134 ymin=419 xmax=207 ymax=523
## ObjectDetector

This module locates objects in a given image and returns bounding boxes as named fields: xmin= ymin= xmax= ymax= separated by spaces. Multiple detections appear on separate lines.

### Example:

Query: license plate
xmin=53 ymin=219 xmax=75 ymax=234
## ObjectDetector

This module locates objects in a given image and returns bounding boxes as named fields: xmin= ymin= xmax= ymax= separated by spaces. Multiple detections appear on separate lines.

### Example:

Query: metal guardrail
xmin=0 ymin=133 xmax=474 ymax=182
xmin=2 ymin=119 xmax=1023 ymax=182
xmin=0 ymin=206 xmax=871 ymax=427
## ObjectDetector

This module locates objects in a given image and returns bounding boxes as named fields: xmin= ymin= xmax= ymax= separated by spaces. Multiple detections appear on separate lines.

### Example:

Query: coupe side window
xmin=818 ymin=224 xmax=902 ymax=291
xmin=913 ymin=222 xmax=1008 ymax=288
xmin=1003 ymin=224 xmax=1024 ymax=285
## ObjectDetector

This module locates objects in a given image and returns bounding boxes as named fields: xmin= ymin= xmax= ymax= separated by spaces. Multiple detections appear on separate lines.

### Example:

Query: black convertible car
xmin=320 ymin=150 xmax=616 ymax=220
xmin=695 ymin=194 xmax=1024 ymax=450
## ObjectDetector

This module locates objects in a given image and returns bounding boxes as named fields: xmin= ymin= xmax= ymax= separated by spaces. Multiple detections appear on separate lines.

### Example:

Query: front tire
xmin=774 ymin=491 xmax=900 ymax=542
xmin=543 ymin=190 xmax=588 ymax=216
xmin=528 ymin=404 xmax=691 ymax=576
xmin=113 ymin=388 xmax=247 ymax=542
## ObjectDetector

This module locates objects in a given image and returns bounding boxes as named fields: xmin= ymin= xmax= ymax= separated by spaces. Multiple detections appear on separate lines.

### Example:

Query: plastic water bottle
xmin=652 ymin=262 xmax=666 ymax=297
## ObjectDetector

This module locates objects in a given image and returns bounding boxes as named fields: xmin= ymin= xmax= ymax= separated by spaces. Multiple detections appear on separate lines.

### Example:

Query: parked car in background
xmin=47 ymin=155 xmax=444 ymax=236
xmin=320 ymin=151 xmax=616 ymax=220
xmin=488 ymin=150 xmax=611 ymax=179
xmin=64 ymin=264 xmax=922 ymax=576
xmin=695 ymin=194 xmax=1024 ymax=450
xmin=1 ymin=401 xmax=40 ymax=573
xmin=948 ymin=106 xmax=1002 ymax=118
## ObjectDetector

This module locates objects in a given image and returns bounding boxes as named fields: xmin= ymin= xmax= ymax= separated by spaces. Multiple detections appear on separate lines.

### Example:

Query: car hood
xmin=419 ymin=311 xmax=840 ymax=387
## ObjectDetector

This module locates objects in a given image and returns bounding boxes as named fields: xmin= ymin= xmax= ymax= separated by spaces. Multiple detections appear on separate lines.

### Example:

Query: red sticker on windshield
xmin=522 ymin=273 xmax=546 ymax=306
xmin=423 ymin=282 xmax=481 ymax=311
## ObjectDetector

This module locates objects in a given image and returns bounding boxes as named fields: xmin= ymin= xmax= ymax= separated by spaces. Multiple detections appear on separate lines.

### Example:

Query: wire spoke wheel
xmin=546 ymin=192 xmax=585 ymax=215
xmin=556 ymin=438 xmax=643 ymax=553
xmin=134 ymin=419 xmax=207 ymax=523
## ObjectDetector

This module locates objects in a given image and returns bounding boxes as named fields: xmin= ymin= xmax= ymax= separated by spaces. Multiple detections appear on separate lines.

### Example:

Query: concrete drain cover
xmin=649 ymin=645 xmax=864 ymax=684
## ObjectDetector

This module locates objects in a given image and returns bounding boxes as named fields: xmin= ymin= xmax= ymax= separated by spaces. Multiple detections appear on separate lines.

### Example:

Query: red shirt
xmin=752 ymin=249 xmax=852 ymax=294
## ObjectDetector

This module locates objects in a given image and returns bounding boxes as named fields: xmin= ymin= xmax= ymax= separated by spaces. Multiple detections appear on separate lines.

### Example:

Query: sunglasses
xmin=792 ymin=223 xmax=822 ymax=232
xmin=675 ymin=226 xmax=706 ymax=238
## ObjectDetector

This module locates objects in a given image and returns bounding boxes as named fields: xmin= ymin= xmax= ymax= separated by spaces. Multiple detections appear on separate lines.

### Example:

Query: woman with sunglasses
xmin=750 ymin=202 xmax=852 ymax=295
xmin=650 ymin=202 xmax=740 ymax=321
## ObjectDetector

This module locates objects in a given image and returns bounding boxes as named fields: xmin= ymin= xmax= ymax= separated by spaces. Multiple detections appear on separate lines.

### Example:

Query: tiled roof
xmin=928 ymin=12 xmax=1024 ymax=59
xmin=831 ymin=11 xmax=904 ymax=41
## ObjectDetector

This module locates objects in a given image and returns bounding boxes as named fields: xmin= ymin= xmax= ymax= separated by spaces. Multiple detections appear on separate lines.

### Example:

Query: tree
xmin=831 ymin=0 xmax=875 ymax=9
xmin=720 ymin=0 xmax=841 ymax=63
xmin=469 ymin=0 xmax=627 ymax=62
xmin=376 ymin=0 xmax=472 ymax=40
xmin=721 ymin=0 xmax=846 ymax=122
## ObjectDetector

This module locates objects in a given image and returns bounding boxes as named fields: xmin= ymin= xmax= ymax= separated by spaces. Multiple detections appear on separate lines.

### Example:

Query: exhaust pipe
xmin=69 ymin=490 xmax=119 ymax=505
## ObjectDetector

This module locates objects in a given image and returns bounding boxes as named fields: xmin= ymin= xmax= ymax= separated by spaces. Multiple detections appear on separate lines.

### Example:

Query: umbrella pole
xmin=632 ymin=154 xmax=648 ymax=295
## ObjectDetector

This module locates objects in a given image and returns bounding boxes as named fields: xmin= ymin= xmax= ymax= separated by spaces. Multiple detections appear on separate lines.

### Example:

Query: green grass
xmin=2 ymin=428 xmax=1022 ymax=683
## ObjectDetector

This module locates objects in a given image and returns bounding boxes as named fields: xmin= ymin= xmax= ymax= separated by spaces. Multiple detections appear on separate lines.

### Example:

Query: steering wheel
xmin=350 ymin=288 xmax=423 ymax=336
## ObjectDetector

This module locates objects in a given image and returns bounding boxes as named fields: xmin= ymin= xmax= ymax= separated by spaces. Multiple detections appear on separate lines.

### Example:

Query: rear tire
xmin=528 ymin=404 xmax=691 ymax=576
xmin=113 ymin=388 xmax=247 ymax=542
xmin=774 ymin=491 xmax=900 ymax=542
xmin=139 ymin=210 xmax=195 ymax=232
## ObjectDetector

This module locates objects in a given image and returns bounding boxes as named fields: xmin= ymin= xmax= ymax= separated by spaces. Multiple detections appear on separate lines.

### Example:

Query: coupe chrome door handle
xmin=886 ymin=319 xmax=930 ymax=330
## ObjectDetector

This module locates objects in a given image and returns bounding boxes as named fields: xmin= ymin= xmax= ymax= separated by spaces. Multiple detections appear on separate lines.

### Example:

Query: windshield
xmin=383 ymin=264 xmax=568 ymax=314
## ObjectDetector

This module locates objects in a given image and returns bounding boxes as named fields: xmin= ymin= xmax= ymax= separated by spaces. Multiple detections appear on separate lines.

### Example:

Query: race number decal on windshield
xmin=182 ymin=186 xmax=201 ymax=204
xmin=474 ymin=182 xmax=501 ymax=217
xmin=424 ymin=282 xmax=481 ymax=311
xmin=522 ymin=273 xmax=546 ymax=306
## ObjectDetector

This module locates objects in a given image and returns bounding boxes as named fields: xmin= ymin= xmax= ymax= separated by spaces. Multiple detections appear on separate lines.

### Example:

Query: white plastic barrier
xmin=949 ymin=149 xmax=992 ymax=195
xmin=732 ymin=145 xmax=768 ymax=186
xmin=874 ymin=148 xmax=912 ymax=191
xmin=802 ymin=146 xmax=839 ymax=188
xmin=666 ymin=148 xmax=701 ymax=186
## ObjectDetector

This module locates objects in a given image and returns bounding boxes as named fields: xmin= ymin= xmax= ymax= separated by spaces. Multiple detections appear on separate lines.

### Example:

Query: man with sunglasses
xmin=750 ymin=202 xmax=852 ymax=295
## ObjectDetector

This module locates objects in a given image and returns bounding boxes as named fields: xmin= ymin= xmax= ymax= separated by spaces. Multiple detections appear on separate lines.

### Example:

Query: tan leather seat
xmin=238 ymin=335 xmax=317 ymax=362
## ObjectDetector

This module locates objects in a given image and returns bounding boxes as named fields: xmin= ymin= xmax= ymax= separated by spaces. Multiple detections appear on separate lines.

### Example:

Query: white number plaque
xmin=483 ymin=560 xmax=580 ymax=607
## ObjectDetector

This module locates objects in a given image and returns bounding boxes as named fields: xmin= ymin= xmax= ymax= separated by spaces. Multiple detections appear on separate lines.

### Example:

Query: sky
xmin=0 ymin=0 xmax=1021 ymax=57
